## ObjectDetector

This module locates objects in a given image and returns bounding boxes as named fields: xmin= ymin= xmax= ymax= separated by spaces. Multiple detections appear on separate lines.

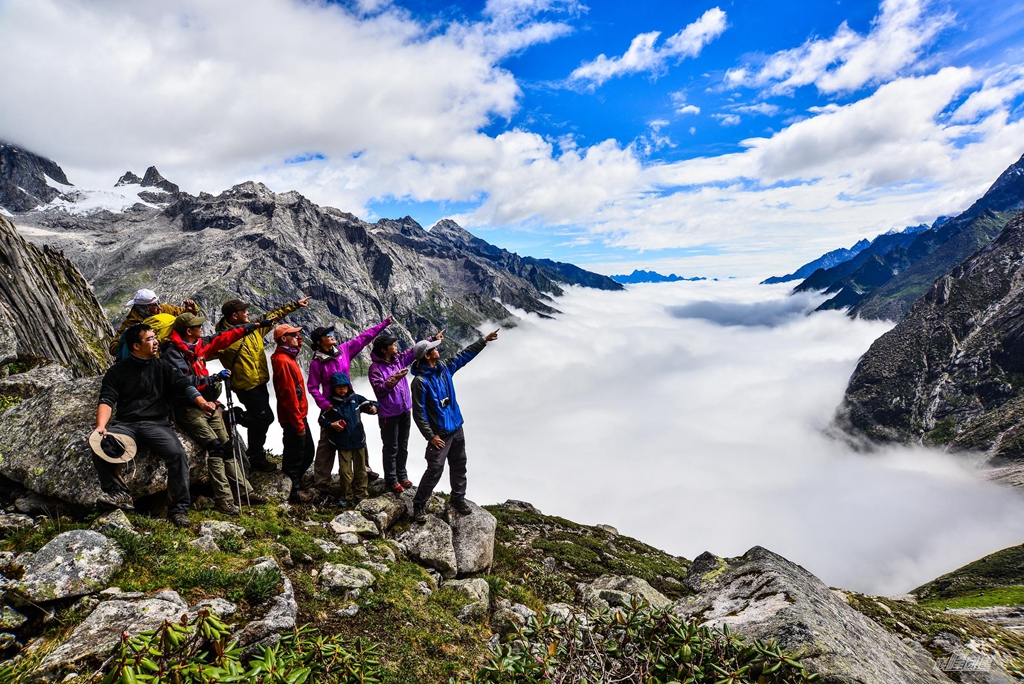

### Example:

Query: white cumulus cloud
xmin=568 ymin=7 xmax=727 ymax=88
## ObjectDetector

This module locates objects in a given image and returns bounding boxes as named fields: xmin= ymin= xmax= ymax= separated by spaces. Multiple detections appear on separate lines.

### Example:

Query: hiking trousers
xmin=92 ymin=419 xmax=191 ymax=516
xmin=413 ymin=427 xmax=467 ymax=507
xmin=282 ymin=420 xmax=315 ymax=490
xmin=233 ymin=384 xmax=275 ymax=465
xmin=175 ymin=406 xmax=253 ymax=504
xmin=379 ymin=411 xmax=411 ymax=486
xmin=334 ymin=446 xmax=369 ymax=499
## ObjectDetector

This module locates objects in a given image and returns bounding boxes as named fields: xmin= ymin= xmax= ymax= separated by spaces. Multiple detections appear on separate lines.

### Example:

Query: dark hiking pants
xmin=92 ymin=419 xmax=191 ymax=516
xmin=234 ymin=384 xmax=275 ymax=465
xmin=281 ymin=420 xmax=315 ymax=492
xmin=413 ymin=427 xmax=467 ymax=507
xmin=379 ymin=411 xmax=411 ymax=486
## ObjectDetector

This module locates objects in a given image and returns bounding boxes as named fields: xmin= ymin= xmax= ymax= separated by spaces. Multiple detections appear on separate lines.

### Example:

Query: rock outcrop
xmin=674 ymin=547 xmax=952 ymax=683
xmin=399 ymin=515 xmax=458 ymax=579
xmin=837 ymin=211 xmax=1024 ymax=459
xmin=11 ymin=530 xmax=122 ymax=603
xmin=0 ymin=143 xmax=72 ymax=213
xmin=449 ymin=500 xmax=496 ymax=575
xmin=0 ymin=214 xmax=111 ymax=376
xmin=0 ymin=374 xmax=210 ymax=506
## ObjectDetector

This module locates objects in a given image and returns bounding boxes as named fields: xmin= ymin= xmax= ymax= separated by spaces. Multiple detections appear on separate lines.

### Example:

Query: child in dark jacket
xmin=318 ymin=371 xmax=379 ymax=506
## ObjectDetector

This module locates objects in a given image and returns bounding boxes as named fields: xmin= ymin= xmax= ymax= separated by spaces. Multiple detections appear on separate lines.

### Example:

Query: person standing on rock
xmin=307 ymin=317 xmax=391 ymax=498
xmin=110 ymin=288 xmax=198 ymax=356
xmin=163 ymin=313 xmax=270 ymax=515
xmin=317 ymin=372 xmax=379 ymax=507
xmin=271 ymin=323 xmax=317 ymax=503
xmin=213 ymin=296 xmax=311 ymax=472
xmin=410 ymin=329 xmax=499 ymax=522
xmin=92 ymin=323 xmax=216 ymax=527
xmin=368 ymin=330 xmax=444 ymax=495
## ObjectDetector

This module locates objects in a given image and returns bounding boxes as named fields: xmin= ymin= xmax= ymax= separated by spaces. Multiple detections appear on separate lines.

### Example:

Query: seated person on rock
xmin=92 ymin=323 xmax=217 ymax=527
xmin=212 ymin=296 xmax=311 ymax=473
xmin=110 ymin=288 xmax=197 ymax=357
xmin=163 ymin=313 xmax=271 ymax=515
xmin=317 ymin=371 xmax=379 ymax=507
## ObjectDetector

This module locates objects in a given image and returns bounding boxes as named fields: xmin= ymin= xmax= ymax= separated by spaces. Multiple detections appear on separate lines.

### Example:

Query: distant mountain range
xmin=776 ymin=151 xmax=1024 ymax=320
xmin=760 ymin=239 xmax=872 ymax=285
xmin=610 ymin=270 xmax=707 ymax=284
xmin=0 ymin=143 xmax=621 ymax=356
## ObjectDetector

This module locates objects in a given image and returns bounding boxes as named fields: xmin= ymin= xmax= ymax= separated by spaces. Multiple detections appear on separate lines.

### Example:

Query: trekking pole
xmin=222 ymin=375 xmax=251 ymax=510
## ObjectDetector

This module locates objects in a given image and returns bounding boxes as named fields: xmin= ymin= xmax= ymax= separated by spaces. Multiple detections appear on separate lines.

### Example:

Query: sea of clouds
xmin=255 ymin=280 xmax=1024 ymax=595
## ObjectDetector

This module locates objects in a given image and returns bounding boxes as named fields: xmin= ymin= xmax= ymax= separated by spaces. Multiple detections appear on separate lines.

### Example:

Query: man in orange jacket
xmin=271 ymin=323 xmax=316 ymax=503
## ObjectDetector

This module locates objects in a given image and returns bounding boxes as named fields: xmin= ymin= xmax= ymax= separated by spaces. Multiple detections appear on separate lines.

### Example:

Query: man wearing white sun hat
xmin=109 ymin=288 xmax=198 ymax=356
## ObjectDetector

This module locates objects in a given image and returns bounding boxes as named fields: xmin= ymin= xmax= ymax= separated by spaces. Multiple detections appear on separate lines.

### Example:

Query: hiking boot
xmin=251 ymin=459 xmax=279 ymax=473
xmin=95 ymin=490 xmax=121 ymax=510
xmin=450 ymin=498 xmax=472 ymax=516
xmin=366 ymin=469 xmax=380 ymax=482
xmin=288 ymin=488 xmax=317 ymax=505
xmin=235 ymin=492 xmax=268 ymax=506
xmin=400 ymin=479 xmax=414 ymax=489
xmin=390 ymin=483 xmax=404 ymax=495
xmin=169 ymin=513 xmax=190 ymax=528
xmin=216 ymin=500 xmax=240 ymax=516
xmin=337 ymin=499 xmax=350 ymax=508
xmin=115 ymin=491 xmax=136 ymax=511
xmin=412 ymin=505 xmax=427 ymax=523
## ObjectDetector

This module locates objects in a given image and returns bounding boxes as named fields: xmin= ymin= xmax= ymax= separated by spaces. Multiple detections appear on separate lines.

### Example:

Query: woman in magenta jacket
xmin=368 ymin=329 xmax=444 ymax=494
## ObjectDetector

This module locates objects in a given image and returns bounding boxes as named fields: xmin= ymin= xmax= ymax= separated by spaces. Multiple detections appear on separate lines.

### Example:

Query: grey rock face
xmin=329 ymin=511 xmax=379 ymax=538
xmin=0 ymin=214 xmax=111 ymax=376
xmin=581 ymin=575 xmax=670 ymax=610
xmin=231 ymin=557 xmax=296 ymax=647
xmin=321 ymin=563 xmax=375 ymax=591
xmin=34 ymin=593 xmax=189 ymax=681
xmin=837 ymin=212 xmax=1024 ymax=461
xmin=0 ymin=375 xmax=209 ymax=506
xmin=356 ymin=495 xmax=406 ymax=533
xmin=399 ymin=515 xmax=458 ymax=579
xmin=13 ymin=530 xmax=122 ymax=602
xmin=674 ymin=547 xmax=952 ymax=684
xmin=449 ymin=499 xmax=495 ymax=576
xmin=0 ymin=363 xmax=73 ymax=400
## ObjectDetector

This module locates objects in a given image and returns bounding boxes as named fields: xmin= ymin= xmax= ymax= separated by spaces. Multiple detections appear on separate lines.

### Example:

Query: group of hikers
xmin=89 ymin=288 xmax=498 ymax=527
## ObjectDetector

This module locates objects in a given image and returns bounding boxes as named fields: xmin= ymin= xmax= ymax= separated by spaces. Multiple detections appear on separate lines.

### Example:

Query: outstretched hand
xmin=183 ymin=299 xmax=198 ymax=314
xmin=298 ymin=296 xmax=311 ymax=307
xmin=435 ymin=328 xmax=446 ymax=341
xmin=484 ymin=329 xmax=499 ymax=342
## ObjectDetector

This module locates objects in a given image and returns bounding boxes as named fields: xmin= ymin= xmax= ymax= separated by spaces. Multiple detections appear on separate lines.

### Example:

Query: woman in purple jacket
xmin=307 ymin=317 xmax=391 ymax=495
xmin=368 ymin=329 xmax=444 ymax=494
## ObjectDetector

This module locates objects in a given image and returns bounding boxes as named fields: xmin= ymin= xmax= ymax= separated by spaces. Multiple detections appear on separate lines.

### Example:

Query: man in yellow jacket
xmin=110 ymin=288 xmax=198 ymax=356
xmin=213 ymin=296 xmax=310 ymax=471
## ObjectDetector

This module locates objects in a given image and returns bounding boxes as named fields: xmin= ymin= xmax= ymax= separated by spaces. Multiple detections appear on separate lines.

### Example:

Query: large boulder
xmin=12 ymin=530 xmax=122 ymax=602
xmin=356 ymin=495 xmax=406 ymax=533
xmin=399 ymin=515 xmax=458 ymax=579
xmin=34 ymin=591 xmax=190 ymax=681
xmin=321 ymin=563 xmax=375 ymax=592
xmin=674 ymin=547 xmax=952 ymax=684
xmin=0 ymin=375 xmax=211 ymax=506
xmin=449 ymin=499 xmax=495 ymax=576
xmin=581 ymin=575 xmax=671 ymax=610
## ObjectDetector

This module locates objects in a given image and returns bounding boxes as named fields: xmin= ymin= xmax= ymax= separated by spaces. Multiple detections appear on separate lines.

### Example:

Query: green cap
xmin=174 ymin=312 xmax=206 ymax=333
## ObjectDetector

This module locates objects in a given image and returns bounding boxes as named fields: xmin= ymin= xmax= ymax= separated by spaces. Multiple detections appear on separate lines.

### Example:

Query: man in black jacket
xmin=93 ymin=323 xmax=217 ymax=527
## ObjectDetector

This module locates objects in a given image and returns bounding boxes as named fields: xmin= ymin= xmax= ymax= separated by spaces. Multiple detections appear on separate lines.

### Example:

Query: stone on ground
xmin=198 ymin=520 xmax=246 ymax=539
xmin=231 ymin=557 xmax=296 ymax=648
xmin=0 ymin=513 xmax=34 ymax=538
xmin=188 ymin=535 xmax=220 ymax=553
xmin=398 ymin=515 xmax=458 ymax=579
xmin=329 ymin=511 xmax=379 ymax=538
xmin=12 ymin=530 xmax=122 ymax=602
xmin=321 ymin=563 xmax=376 ymax=591
xmin=356 ymin=495 xmax=406 ymax=533
xmin=449 ymin=499 xmax=495 ymax=576
xmin=581 ymin=575 xmax=670 ymax=610
xmin=91 ymin=509 xmax=136 ymax=536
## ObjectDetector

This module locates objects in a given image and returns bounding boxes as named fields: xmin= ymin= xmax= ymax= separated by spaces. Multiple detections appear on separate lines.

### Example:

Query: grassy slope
xmin=1 ymin=502 xmax=692 ymax=683
xmin=911 ymin=543 xmax=1024 ymax=607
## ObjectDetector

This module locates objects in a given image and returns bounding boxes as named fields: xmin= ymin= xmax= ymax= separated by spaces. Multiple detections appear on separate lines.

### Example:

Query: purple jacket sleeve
xmin=307 ymin=358 xmax=330 ymax=410
xmin=368 ymin=363 xmax=389 ymax=398
xmin=339 ymin=319 xmax=390 ymax=363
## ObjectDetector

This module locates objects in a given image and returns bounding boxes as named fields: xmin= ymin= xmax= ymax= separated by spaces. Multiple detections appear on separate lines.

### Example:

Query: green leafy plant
xmin=457 ymin=599 xmax=820 ymax=684
xmin=100 ymin=611 xmax=382 ymax=683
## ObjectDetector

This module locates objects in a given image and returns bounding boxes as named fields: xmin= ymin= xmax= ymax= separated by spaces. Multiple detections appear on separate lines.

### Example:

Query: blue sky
xmin=2 ymin=0 xmax=1024 ymax=276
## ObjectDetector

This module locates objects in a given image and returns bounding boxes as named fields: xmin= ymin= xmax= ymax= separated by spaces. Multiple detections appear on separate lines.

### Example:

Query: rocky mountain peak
xmin=0 ymin=143 xmax=73 ymax=212
xmin=140 ymin=166 xmax=179 ymax=194
xmin=114 ymin=171 xmax=142 ymax=187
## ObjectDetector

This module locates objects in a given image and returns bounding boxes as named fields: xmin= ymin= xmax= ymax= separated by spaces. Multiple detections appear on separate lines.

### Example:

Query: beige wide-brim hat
xmin=88 ymin=429 xmax=138 ymax=464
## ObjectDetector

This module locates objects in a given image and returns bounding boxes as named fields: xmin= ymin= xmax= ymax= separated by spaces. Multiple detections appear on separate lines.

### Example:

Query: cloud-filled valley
xmin=259 ymin=281 xmax=1024 ymax=596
